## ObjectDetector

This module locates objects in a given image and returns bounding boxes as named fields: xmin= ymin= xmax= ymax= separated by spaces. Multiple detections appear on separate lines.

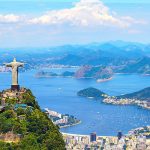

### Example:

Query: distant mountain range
xmin=0 ymin=41 xmax=150 ymax=74
xmin=50 ymin=41 xmax=150 ymax=66
xmin=116 ymin=57 xmax=150 ymax=74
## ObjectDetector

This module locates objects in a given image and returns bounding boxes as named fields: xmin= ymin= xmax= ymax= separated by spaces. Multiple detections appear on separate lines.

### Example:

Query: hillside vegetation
xmin=0 ymin=89 xmax=65 ymax=150
xmin=77 ymin=87 xmax=105 ymax=99
xmin=117 ymin=87 xmax=150 ymax=101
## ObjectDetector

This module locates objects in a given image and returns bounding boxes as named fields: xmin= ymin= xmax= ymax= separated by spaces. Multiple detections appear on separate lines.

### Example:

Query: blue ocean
xmin=0 ymin=68 xmax=150 ymax=136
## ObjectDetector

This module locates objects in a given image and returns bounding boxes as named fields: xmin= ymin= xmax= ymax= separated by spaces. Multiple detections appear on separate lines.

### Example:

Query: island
xmin=36 ymin=65 xmax=113 ymax=82
xmin=0 ymin=88 xmax=65 ymax=150
xmin=35 ymin=71 xmax=58 ymax=77
xmin=77 ymin=87 xmax=106 ymax=99
xmin=75 ymin=65 xmax=113 ymax=81
xmin=77 ymin=87 xmax=150 ymax=110
xmin=35 ymin=71 xmax=75 ymax=78
xmin=43 ymin=108 xmax=81 ymax=128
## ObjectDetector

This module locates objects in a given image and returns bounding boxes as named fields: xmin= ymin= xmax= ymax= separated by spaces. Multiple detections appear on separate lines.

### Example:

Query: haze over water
xmin=0 ymin=68 xmax=150 ymax=136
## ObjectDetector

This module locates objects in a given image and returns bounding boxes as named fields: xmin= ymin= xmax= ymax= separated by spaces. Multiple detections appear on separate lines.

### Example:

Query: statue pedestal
xmin=11 ymin=85 xmax=20 ymax=91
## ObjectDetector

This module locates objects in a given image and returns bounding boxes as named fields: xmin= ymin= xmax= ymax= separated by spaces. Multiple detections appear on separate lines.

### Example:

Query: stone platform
xmin=0 ymin=87 xmax=27 ymax=106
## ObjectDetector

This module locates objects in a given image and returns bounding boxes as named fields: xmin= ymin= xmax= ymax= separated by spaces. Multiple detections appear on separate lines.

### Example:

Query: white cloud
xmin=121 ymin=16 xmax=146 ymax=25
xmin=128 ymin=29 xmax=141 ymax=34
xmin=29 ymin=0 xmax=144 ymax=28
xmin=0 ymin=14 xmax=21 ymax=23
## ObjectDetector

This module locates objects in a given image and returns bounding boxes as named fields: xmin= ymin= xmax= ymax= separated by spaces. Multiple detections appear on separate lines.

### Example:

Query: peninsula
xmin=77 ymin=87 xmax=150 ymax=110
xmin=43 ymin=108 xmax=81 ymax=128
xmin=103 ymin=87 xmax=150 ymax=110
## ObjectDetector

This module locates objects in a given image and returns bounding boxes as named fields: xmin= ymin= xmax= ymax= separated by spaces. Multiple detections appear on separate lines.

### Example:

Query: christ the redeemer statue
xmin=5 ymin=58 xmax=24 ymax=91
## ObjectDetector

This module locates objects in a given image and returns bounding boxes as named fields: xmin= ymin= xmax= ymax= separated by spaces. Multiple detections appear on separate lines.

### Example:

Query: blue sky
xmin=0 ymin=0 xmax=149 ymax=47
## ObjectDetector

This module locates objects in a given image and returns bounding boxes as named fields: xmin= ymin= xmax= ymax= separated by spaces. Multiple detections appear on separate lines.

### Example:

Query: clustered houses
xmin=44 ymin=108 xmax=80 ymax=127
xmin=102 ymin=94 xmax=150 ymax=110
xmin=55 ymin=116 xmax=69 ymax=125
xmin=63 ymin=130 xmax=150 ymax=150
xmin=45 ymin=108 xmax=62 ymax=118
xmin=44 ymin=108 xmax=68 ymax=124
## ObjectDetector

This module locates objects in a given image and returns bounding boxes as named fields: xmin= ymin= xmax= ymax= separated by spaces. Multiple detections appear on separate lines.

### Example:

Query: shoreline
xmin=35 ymin=75 xmax=74 ymax=78
xmin=62 ymin=126 xmax=150 ymax=149
xmin=103 ymin=98 xmax=150 ymax=110
xmin=96 ymin=77 xmax=113 ymax=83
xmin=62 ymin=125 xmax=150 ymax=137
xmin=115 ymin=73 xmax=150 ymax=76
xmin=62 ymin=132 xmax=114 ymax=138
xmin=35 ymin=71 xmax=150 ymax=81
xmin=44 ymin=108 xmax=81 ymax=129
xmin=59 ymin=121 xmax=82 ymax=129
xmin=35 ymin=75 xmax=113 ymax=82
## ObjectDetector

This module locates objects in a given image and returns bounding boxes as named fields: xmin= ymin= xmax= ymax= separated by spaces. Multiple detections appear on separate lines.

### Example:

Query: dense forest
xmin=0 ymin=89 xmax=65 ymax=150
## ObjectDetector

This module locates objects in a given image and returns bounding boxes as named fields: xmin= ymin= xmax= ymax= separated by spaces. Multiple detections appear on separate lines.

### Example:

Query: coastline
xmin=59 ymin=121 xmax=82 ymax=129
xmin=62 ymin=132 xmax=114 ymax=138
xmin=115 ymin=73 xmax=150 ymax=76
xmin=103 ymin=98 xmax=150 ymax=110
xmin=35 ymin=75 xmax=113 ymax=82
xmin=62 ymin=125 xmax=150 ymax=137
xmin=35 ymin=75 xmax=74 ymax=78
xmin=44 ymin=108 xmax=81 ymax=129
xmin=96 ymin=77 xmax=113 ymax=83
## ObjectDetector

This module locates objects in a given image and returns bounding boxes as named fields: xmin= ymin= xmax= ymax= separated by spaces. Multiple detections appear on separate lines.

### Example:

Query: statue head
xmin=13 ymin=58 xmax=16 ymax=62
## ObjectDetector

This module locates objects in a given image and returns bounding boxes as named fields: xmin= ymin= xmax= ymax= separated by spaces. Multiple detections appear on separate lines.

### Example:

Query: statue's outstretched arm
xmin=17 ymin=62 xmax=24 ymax=67
xmin=4 ymin=63 xmax=12 ymax=67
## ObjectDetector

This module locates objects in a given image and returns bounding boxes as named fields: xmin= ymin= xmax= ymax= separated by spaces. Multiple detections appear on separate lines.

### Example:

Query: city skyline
xmin=0 ymin=0 xmax=150 ymax=47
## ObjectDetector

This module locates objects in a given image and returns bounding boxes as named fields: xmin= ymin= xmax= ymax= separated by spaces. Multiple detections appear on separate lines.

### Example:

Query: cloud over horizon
xmin=0 ymin=14 xmax=21 ymax=24
xmin=0 ymin=0 xmax=149 ymax=47
xmin=0 ymin=0 xmax=146 ymax=28
xmin=28 ymin=0 xmax=145 ymax=28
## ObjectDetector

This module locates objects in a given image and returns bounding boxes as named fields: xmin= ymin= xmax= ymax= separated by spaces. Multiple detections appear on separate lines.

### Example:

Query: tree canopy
xmin=0 ymin=89 xmax=65 ymax=150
